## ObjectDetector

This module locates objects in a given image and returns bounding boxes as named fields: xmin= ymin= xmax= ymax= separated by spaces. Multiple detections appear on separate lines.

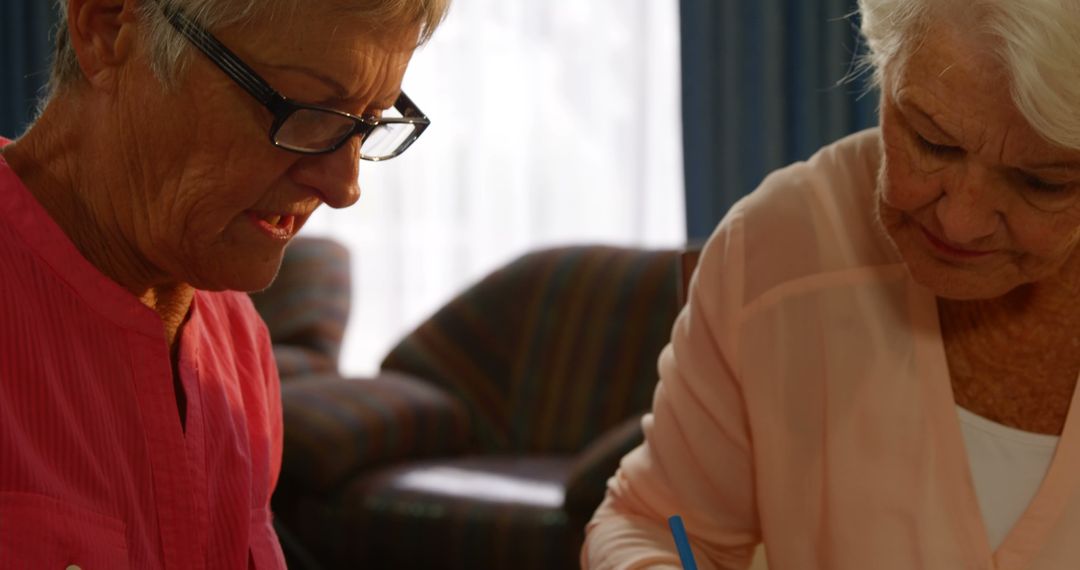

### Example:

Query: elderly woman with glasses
xmin=0 ymin=0 xmax=445 ymax=566
xmin=585 ymin=1 xmax=1080 ymax=569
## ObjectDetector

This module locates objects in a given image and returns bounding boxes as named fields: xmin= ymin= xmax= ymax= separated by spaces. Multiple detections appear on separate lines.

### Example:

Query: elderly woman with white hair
xmin=0 ymin=0 xmax=446 ymax=566
xmin=584 ymin=1 xmax=1080 ymax=568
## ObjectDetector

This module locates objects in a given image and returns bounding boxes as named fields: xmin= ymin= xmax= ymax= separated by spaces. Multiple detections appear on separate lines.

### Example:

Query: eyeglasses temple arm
xmin=160 ymin=5 xmax=286 ymax=113
xmin=394 ymin=92 xmax=427 ymax=120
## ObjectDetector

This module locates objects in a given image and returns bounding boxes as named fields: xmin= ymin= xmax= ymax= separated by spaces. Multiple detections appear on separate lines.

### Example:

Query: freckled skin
xmin=874 ymin=26 xmax=1080 ymax=434
xmin=876 ymin=33 xmax=1080 ymax=301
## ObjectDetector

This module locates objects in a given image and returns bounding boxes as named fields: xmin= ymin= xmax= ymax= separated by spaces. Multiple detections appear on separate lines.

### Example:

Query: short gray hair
xmin=858 ymin=0 xmax=1080 ymax=151
xmin=46 ymin=0 xmax=449 ymax=100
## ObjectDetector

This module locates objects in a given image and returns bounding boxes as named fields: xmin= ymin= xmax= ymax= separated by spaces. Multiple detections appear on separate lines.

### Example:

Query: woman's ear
xmin=66 ymin=0 xmax=142 ymax=92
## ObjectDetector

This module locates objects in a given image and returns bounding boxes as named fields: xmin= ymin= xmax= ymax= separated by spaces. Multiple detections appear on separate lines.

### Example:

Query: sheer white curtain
xmin=302 ymin=0 xmax=686 ymax=376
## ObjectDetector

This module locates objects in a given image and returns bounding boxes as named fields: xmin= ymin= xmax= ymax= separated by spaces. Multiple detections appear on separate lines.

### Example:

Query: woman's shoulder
xmin=737 ymin=129 xmax=891 ymax=259
xmin=702 ymin=129 xmax=905 ymax=309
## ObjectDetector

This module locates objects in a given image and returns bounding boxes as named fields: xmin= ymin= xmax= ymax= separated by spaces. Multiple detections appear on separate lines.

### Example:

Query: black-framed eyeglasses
xmin=160 ymin=4 xmax=429 ymax=160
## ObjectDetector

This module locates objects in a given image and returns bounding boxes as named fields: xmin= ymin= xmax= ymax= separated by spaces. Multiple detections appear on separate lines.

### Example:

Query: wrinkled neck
xmin=2 ymin=97 xmax=194 ymax=350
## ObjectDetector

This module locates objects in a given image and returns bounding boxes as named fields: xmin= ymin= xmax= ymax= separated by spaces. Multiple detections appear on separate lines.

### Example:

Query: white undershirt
xmin=956 ymin=406 xmax=1059 ymax=551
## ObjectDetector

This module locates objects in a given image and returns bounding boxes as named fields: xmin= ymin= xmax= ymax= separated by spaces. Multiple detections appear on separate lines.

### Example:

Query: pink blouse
xmin=0 ymin=140 xmax=286 ymax=569
xmin=583 ymin=129 xmax=1080 ymax=569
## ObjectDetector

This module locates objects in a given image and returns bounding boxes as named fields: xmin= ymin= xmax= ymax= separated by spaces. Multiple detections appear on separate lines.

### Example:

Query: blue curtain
xmin=1 ymin=0 xmax=57 ymax=138
xmin=681 ymin=0 xmax=879 ymax=239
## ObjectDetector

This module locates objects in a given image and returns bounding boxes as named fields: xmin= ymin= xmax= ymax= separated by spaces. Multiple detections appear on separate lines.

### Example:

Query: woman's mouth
xmin=247 ymin=210 xmax=297 ymax=240
xmin=919 ymin=226 xmax=998 ymax=259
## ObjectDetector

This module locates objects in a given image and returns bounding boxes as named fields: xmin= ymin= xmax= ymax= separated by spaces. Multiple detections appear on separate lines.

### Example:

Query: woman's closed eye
xmin=1020 ymin=173 xmax=1071 ymax=194
xmin=914 ymin=132 xmax=961 ymax=158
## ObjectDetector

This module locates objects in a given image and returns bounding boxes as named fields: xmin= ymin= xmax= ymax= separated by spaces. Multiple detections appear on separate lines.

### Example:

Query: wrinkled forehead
xmin=883 ymin=16 xmax=1001 ymax=92
xmin=202 ymin=4 xmax=420 ymax=108
xmin=888 ymin=24 xmax=1016 ymax=125
xmin=221 ymin=0 xmax=425 ymax=46
xmin=894 ymin=37 xmax=1080 ymax=171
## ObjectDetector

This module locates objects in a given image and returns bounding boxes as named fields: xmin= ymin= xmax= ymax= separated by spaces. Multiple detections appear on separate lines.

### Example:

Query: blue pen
xmin=668 ymin=515 xmax=699 ymax=570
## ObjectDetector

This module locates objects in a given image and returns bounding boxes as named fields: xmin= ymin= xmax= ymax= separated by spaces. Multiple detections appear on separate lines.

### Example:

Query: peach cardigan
xmin=583 ymin=129 xmax=1080 ymax=570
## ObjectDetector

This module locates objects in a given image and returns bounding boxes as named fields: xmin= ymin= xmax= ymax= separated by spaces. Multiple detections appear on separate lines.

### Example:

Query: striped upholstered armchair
xmin=269 ymin=245 xmax=682 ymax=570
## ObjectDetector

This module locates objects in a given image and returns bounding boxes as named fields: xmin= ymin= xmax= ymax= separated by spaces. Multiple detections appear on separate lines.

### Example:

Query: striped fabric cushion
xmin=271 ymin=345 xmax=337 ymax=381
xmin=250 ymin=237 xmax=351 ymax=378
xmin=381 ymin=246 xmax=681 ymax=455
xmin=278 ymin=373 xmax=471 ymax=494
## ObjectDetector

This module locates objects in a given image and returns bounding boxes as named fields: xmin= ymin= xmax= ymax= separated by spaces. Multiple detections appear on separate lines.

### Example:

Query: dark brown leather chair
xmin=267 ymin=245 xmax=690 ymax=569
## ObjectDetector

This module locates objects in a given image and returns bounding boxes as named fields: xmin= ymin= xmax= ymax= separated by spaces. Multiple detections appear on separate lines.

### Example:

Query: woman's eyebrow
xmin=266 ymin=63 xmax=350 ymax=99
xmin=902 ymin=101 xmax=957 ymax=140
xmin=266 ymin=64 xmax=401 ymax=112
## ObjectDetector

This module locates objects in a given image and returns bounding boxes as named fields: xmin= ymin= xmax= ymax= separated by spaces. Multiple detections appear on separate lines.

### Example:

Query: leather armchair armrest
xmin=563 ymin=414 xmax=645 ymax=518
xmin=279 ymin=372 xmax=471 ymax=494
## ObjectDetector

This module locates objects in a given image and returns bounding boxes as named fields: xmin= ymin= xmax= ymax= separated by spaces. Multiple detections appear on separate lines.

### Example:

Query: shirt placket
xmin=129 ymin=331 xmax=209 ymax=570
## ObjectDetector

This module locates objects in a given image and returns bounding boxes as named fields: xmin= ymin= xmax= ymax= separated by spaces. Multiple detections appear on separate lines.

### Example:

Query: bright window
xmin=303 ymin=0 xmax=686 ymax=376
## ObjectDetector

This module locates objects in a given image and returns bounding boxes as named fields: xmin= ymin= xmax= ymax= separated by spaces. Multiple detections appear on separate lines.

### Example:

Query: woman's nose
xmin=288 ymin=138 xmax=363 ymax=209
xmin=935 ymin=167 xmax=1003 ymax=244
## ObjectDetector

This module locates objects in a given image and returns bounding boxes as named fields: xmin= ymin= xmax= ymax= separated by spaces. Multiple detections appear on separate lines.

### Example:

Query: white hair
xmin=858 ymin=0 xmax=1080 ymax=151
xmin=46 ymin=0 xmax=449 ymax=99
